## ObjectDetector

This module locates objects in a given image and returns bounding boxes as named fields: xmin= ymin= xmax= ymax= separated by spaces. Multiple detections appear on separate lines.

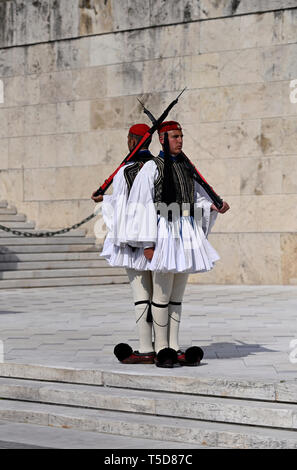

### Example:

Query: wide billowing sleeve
xmin=101 ymin=166 xmax=130 ymax=246
xmin=194 ymin=180 xmax=218 ymax=236
xmin=125 ymin=160 xmax=159 ymax=247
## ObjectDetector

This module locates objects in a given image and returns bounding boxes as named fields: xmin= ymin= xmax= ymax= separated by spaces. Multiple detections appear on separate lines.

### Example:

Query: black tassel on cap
xmin=161 ymin=132 xmax=176 ymax=206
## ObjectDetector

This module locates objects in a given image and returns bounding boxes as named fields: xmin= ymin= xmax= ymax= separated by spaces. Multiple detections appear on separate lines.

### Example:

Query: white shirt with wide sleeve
xmin=100 ymin=163 xmax=147 ymax=269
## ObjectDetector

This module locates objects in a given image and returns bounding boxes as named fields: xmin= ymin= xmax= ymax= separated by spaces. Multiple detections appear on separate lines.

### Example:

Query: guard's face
xmin=160 ymin=129 xmax=183 ymax=156
xmin=127 ymin=134 xmax=137 ymax=151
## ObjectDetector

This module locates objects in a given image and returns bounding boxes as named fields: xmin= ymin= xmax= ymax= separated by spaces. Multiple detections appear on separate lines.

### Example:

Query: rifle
xmin=92 ymin=88 xmax=186 ymax=197
xmin=137 ymin=98 xmax=224 ymax=210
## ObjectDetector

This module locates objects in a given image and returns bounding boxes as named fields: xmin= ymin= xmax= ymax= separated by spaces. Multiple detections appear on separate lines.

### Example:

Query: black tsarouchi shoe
xmin=114 ymin=343 xmax=155 ymax=364
xmin=177 ymin=346 xmax=204 ymax=366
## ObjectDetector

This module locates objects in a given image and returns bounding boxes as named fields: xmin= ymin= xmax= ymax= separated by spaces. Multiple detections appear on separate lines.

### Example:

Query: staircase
xmin=0 ymin=363 xmax=297 ymax=448
xmin=0 ymin=200 xmax=128 ymax=288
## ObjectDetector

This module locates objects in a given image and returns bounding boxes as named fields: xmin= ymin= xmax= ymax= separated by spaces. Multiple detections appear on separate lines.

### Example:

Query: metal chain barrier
xmin=0 ymin=212 xmax=96 ymax=238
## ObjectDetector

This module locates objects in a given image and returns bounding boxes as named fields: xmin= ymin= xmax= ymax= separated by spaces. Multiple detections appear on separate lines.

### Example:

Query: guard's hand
xmin=91 ymin=191 xmax=103 ymax=203
xmin=144 ymin=247 xmax=155 ymax=260
xmin=211 ymin=201 xmax=230 ymax=214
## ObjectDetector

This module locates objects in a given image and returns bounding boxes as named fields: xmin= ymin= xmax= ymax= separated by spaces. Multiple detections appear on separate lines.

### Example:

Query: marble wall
xmin=0 ymin=0 xmax=297 ymax=284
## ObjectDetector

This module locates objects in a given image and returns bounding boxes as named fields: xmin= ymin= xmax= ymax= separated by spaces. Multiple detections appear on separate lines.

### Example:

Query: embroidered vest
xmin=124 ymin=152 xmax=153 ymax=194
xmin=153 ymin=155 xmax=195 ymax=205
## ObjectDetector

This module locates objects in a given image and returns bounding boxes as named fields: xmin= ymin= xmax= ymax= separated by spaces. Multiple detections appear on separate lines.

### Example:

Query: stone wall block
xmin=72 ymin=66 xmax=106 ymax=100
xmin=90 ymin=96 xmax=125 ymax=130
xmin=7 ymin=107 xmax=24 ymax=138
xmin=24 ymin=167 xmax=57 ymax=201
xmin=219 ymin=48 xmax=263 ymax=87
xmin=75 ymin=131 xmax=109 ymax=167
xmin=240 ymin=11 xmax=283 ymax=49
xmin=24 ymin=163 xmax=114 ymax=202
xmin=89 ymin=34 xmax=123 ymax=67
xmin=37 ymin=199 xmax=95 ymax=231
xmin=190 ymin=53 xmax=220 ymax=89
xmin=199 ymin=85 xmax=241 ymax=122
xmin=5 ymin=74 xmax=40 ymax=107
xmin=257 ymin=195 xmax=297 ymax=232
xmin=111 ymin=0 xmax=150 ymax=31
xmin=0 ymin=0 xmax=16 ymax=47
xmin=79 ymin=0 xmax=113 ymax=36
xmin=0 ymin=46 xmax=25 ymax=77
xmin=56 ymin=100 xmax=91 ymax=134
xmin=22 ymin=104 xmax=57 ymax=137
xmin=101 ymin=129 xmax=131 ymax=165
xmin=260 ymin=116 xmax=297 ymax=157
xmin=240 ymin=157 xmax=282 ymax=196
xmin=200 ymin=16 xmax=241 ymax=53
xmin=281 ymin=233 xmax=297 ymax=284
xmin=282 ymin=8 xmax=297 ymax=44
xmin=71 ymin=36 xmax=90 ymax=69
xmin=218 ymin=120 xmax=262 ymax=159
xmin=49 ymin=0 xmax=80 ymax=41
xmin=150 ymin=0 xmax=200 ymax=27
xmin=240 ymin=82 xmax=283 ymax=120
xmin=260 ymin=118 xmax=283 ymax=156
xmin=56 ymin=102 xmax=76 ymax=134
xmin=0 ymin=168 xmax=24 ymax=202
xmin=0 ymin=108 xmax=9 ymax=138
xmin=282 ymin=156 xmax=297 ymax=194
xmin=0 ymin=138 xmax=9 ymax=170
xmin=195 ymin=158 xmax=240 ymax=197
xmin=143 ymin=57 xmax=188 ymax=95
xmin=239 ymin=233 xmax=281 ymax=284
xmin=8 ymin=135 xmax=41 ymax=170
xmin=106 ymin=62 xmax=144 ymax=97
xmin=38 ymin=134 xmax=58 ymax=168
xmin=25 ymin=42 xmax=56 ymax=75
xmin=25 ymin=0 xmax=51 ymax=44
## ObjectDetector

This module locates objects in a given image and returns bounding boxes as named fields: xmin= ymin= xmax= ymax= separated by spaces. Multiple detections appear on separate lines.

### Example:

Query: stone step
xmin=0 ymin=377 xmax=297 ymax=431
xmin=0 ymin=420 xmax=201 ymax=449
xmin=0 ymin=214 xmax=26 ymax=222
xmin=0 ymin=221 xmax=35 ymax=229
xmin=0 ymin=252 xmax=102 ymax=262
xmin=0 ymin=267 xmax=126 ymax=279
xmin=0 ymin=275 xmax=128 ymax=288
xmin=0 ymin=229 xmax=87 ymax=238
xmin=0 ymin=260 xmax=107 ymax=270
xmin=0 ymin=244 xmax=100 ymax=254
xmin=0 ymin=237 xmax=97 ymax=245
xmin=0 ymin=203 xmax=113 ymax=289
xmin=0 ymin=207 xmax=17 ymax=215
xmin=0 ymin=397 xmax=296 ymax=448
xmin=0 ymin=363 xmax=296 ymax=404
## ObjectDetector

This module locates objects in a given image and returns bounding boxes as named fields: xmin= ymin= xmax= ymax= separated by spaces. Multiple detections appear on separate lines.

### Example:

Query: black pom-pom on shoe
xmin=184 ymin=346 xmax=204 ymax=366
xmin=114 ymin=343 xmax=133 ymax=362
xmin=155 ymin=348 xmax=178 ymax=368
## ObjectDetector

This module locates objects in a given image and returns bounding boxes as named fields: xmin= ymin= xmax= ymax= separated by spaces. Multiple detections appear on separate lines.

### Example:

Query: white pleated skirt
xmin=100 ymin=215 xmax=219 ymax=274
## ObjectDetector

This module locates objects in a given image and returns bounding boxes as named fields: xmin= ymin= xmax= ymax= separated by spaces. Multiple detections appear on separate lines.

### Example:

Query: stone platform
xmin=0 ymin=284 xmax=296 ymax=449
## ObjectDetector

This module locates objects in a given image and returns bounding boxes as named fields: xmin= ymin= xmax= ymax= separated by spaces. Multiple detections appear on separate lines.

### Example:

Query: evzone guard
xmin=98 ymin=120 xmax=230 ymax=368
xmin=93 ymin=124 xmax=156 ymax=364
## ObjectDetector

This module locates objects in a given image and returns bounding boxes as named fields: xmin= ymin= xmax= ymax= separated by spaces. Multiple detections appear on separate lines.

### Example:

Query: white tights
xmin=151 ymin=272 xmax=189 ymax=353
xmin=126 ymin=268 xmax=153 ymax=353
